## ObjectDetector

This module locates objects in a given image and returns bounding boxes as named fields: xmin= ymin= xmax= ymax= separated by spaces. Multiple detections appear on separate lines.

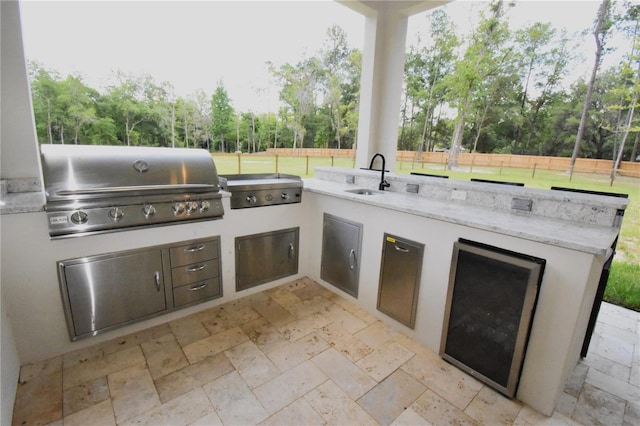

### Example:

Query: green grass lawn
xmin=212 ymin=153 xmax=640 ymax=311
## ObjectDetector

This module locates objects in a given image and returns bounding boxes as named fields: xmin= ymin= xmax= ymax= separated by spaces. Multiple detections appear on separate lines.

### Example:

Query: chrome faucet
xmin=369 ymin=153 xmax=390 ymax=191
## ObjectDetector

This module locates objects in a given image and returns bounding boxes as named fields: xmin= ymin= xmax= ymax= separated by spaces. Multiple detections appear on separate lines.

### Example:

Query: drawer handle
xmin=184 ymin=244 xmax=206 ymax=253
xmin=154 ymin=271 xmax=161 ymax=291
xmin=349 ymin=249 xmax=357 ymax=270
xmin=288 ymin=243 xmax=295 ymax=260
xmin=186 ymin=264 xmax=206 ymax=272
xmin=394 ymin=245 xmax=409 ymax=253
xmin=187 ymin=282 xmax=208 ymax=291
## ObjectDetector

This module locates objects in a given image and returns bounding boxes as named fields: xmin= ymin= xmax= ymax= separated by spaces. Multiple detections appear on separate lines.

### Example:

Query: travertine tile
xmin=224 ymin=340 xmax=281 ymax=388
xmin=266 ymin=286 xmax=301 ymax=308
xmin=390 ymin=407 xmax=432 ymax=426
xmin=12 ymin=368 xmax=62 ymax=426
xmin=464 ymin=386 xmax=522 ymax=425
xmin=61 ymin=399 xmax=115 ymax=426
xmin=182 ymin=326 xmax=249 ymax=364
xmin=240 ymin=317 xmax=291 ymax=354
xmin=594 ymin=333 xmax=634 ymax=367
xmin=189 ymin=411 xmax=224 ymax=426
xmin=140 ymin=332 xmax=189 ymax=380
xmin=358 ymin=369 xmax=426 ymax=426
xmin=584 ymin=352 xmax=631 ymax=383
xmin=63 ymin=376 xmax=110 ymax=417
xmin=554 ymin=391 xmax=578 ymax=418
xmin=254 ymin=360 xmax=328 ymax=414
xmin=401 ymin=349 xmax=483 ymax=410
xmin=268 ymin=333 xmax=329 ymax=371
xmin=329 ymin=295 xmax=378 ymax=325
xmin=282 ymin=277 xmax=310 ymax=292
xmin=19 ymin=356 xmax=62 ymax=382
xmin=572 ymin=383 xmax=626 ymax=426
xmin=585 ymin=366 xmax=640 ymax=402
xmin=169 ymin=314 xmax=209 ymax=347
xmin=202 ymin=370 xmax=268 ymax=425
xmin=564 ymin=361 xmax=588 ymax=397
xmin=100 ymin=323 xmax=171 ymax=355
xmin=63 ymin=345 xmax=145 ymax=390
xmin=62 ymin=345 xmax=103 ymax=370
xmin=248 ymin=296 xmax=296 ymax=328
xmin=356 ymin=321 xmax=399 ymax=349
xmin=290 ymin=280 xmax=327 ymax=300
xmin=154 ymin=352 xmax=233 ymax=403
xmin=119 ymin=387 xmax=214 ymax=426
xmin=322 ymin=303 xmax=368 ymax=334
xmin=202 ymin=305 xmax=261 ymax=335
xmin=311 ymin=347 xmax=376 ymax=400
xmin=286 ymin=295 xmax=334 ymax=318
xmin=317 ymin=322 xmax=373 ymax=362
xmin=277 ymin=311 xmax=333 ymax=341
xmin=356 ymin=341 xmax=414 ymax=382
xmin=624 ymin=400 xmax=640 ymax=426
xmin=305 ymin=379 xmax=378 ymax=425
xmin=107 ymin=362 xmax=160 ymax=424
xmin=259 ymin=398 xmax=326 ymax=426
xmin=410 ymin=389 xmax=478 ymax=426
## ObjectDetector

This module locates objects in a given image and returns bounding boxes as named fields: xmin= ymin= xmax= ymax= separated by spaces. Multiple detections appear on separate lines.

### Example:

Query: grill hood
xmin=40 ymin=144 xmax=224 ymax=238
xmin=41 ymin=144 xmax=221 ymax=203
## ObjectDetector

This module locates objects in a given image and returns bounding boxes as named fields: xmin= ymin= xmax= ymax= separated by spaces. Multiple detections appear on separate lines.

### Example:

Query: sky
xmin=19 ymin=1 xmax=632 ymax=114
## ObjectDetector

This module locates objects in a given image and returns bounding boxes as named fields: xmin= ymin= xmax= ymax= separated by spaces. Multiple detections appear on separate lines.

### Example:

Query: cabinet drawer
xmin=171 ymin=259 xmax=219 ymax=287
xmin=173 ymin=278 xmax=221 ymax=307
xmin=170 ymin=240 xmax=218 ymax=267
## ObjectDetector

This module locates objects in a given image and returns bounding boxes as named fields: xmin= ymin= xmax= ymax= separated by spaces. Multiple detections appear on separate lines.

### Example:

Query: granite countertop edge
xmin=303 ymin=178 xmax=617 ymax=256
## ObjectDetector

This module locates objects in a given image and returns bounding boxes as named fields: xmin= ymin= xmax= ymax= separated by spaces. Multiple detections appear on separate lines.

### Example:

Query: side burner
xmin=219 ymin=173 xmax=303 ymax=209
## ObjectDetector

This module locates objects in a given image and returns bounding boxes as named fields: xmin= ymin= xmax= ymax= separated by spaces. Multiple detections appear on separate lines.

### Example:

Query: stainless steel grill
xmin=40 ymin=144 xmax=224 ymax=238
xmin=219 ymin=173 xmax=302 ymax=209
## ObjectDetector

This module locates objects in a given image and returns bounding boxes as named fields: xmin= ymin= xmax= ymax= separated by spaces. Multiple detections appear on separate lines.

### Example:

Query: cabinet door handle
xmin=288 ymin=243 xmax=295 ymax=260
xmin=349 ymin=249 xmax=357 ymax=270
xmin=186 ymin=264 xmax=206 ymax=272
xmin=154 ymin=271 xmax=161 ymax=291
xmin=187 ymin=282 xmax=208 ymax=291
xmin=394 ymin=245 xmax=410 ymax=253
xmin=184 ymin=244 xmax=205 ymax=253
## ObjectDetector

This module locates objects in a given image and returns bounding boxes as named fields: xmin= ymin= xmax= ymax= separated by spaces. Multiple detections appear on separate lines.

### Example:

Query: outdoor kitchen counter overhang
xmin=304 ymin=168 xmax=628 ymax=256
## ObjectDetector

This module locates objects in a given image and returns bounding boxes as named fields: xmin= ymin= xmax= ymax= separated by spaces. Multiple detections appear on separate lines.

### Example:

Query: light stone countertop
xmin=303 ymin=177 xmax=620 ymax=256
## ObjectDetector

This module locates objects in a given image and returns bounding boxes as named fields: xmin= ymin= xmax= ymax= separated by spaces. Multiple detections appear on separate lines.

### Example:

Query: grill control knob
xmin=199 ymin=200 xmax=211 ymax=212
xmin=246 ymin=195 xmax=257 ymax=205
xmin=108 ymin=207 xmax=124 ymax=222
xmin=70 ymin=210 xmax=88 ymax=225
xmin=172 ymin=203 xmax=185 ymax=216
xmin=142 ymin=204 xmax=156 ymax=219
xmin=281 ymin=192 xmax=290 ymax=200
xmin=186 ymin=201 xmax=199 ymax=213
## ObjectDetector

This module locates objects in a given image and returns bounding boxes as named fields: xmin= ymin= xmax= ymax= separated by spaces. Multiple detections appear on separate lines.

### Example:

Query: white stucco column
xmin=1 ymin=0 xmax=42 ymax=181
xmin=354 ymin=5 xmax=408 ymax=171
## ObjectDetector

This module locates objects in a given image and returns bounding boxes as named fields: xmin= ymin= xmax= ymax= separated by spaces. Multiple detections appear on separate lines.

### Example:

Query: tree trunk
xmin=613 ymin=91 xmax=637 ymax=171
xmin=569 ymin=0 xmax=610 ymax=172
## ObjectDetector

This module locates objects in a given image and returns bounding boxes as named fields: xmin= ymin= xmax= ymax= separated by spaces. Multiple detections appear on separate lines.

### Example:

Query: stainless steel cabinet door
xmin=60 ymin=249 xmax=166 ymax=339
xmin=321 ymin=213 xmax=363 ymax=297
xmin=377 ymin=234 xmax=424 ymax=328
xmin=236 ymin=227 xmax=299 ymax=291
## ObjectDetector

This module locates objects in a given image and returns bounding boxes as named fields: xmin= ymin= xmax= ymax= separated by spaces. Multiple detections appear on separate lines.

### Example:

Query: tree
xmin=444 ymin=0 xmax=514 ymax=168
xmin=569 ymin=0 xmax=613 ymax=171
xmin=273 ymin=58 xmax=321 ymax=151
xmin=210 ymin=81 xmax=234 ymax=152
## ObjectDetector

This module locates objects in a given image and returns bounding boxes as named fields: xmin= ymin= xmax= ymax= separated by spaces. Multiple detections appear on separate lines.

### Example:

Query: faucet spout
xmin=369 ymin=153 xmax=390 ymax=191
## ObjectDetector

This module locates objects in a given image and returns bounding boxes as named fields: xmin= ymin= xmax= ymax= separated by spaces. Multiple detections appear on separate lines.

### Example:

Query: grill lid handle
xmin=56 ymin=184 xmax=218 ymax=196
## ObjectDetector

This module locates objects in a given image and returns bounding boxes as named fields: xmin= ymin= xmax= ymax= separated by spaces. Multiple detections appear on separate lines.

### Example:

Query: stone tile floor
xmin=11 ymin=277 xmax=640 ymax=425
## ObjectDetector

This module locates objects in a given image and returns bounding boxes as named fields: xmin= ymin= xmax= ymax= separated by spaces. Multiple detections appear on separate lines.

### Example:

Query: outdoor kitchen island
xmin=302 ymin=166 xmax=628 ymax=416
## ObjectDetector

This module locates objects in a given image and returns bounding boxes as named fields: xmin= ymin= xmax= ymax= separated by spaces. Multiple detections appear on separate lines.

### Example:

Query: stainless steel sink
xmin=344 ymin=188 xmax=385 ymax=195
